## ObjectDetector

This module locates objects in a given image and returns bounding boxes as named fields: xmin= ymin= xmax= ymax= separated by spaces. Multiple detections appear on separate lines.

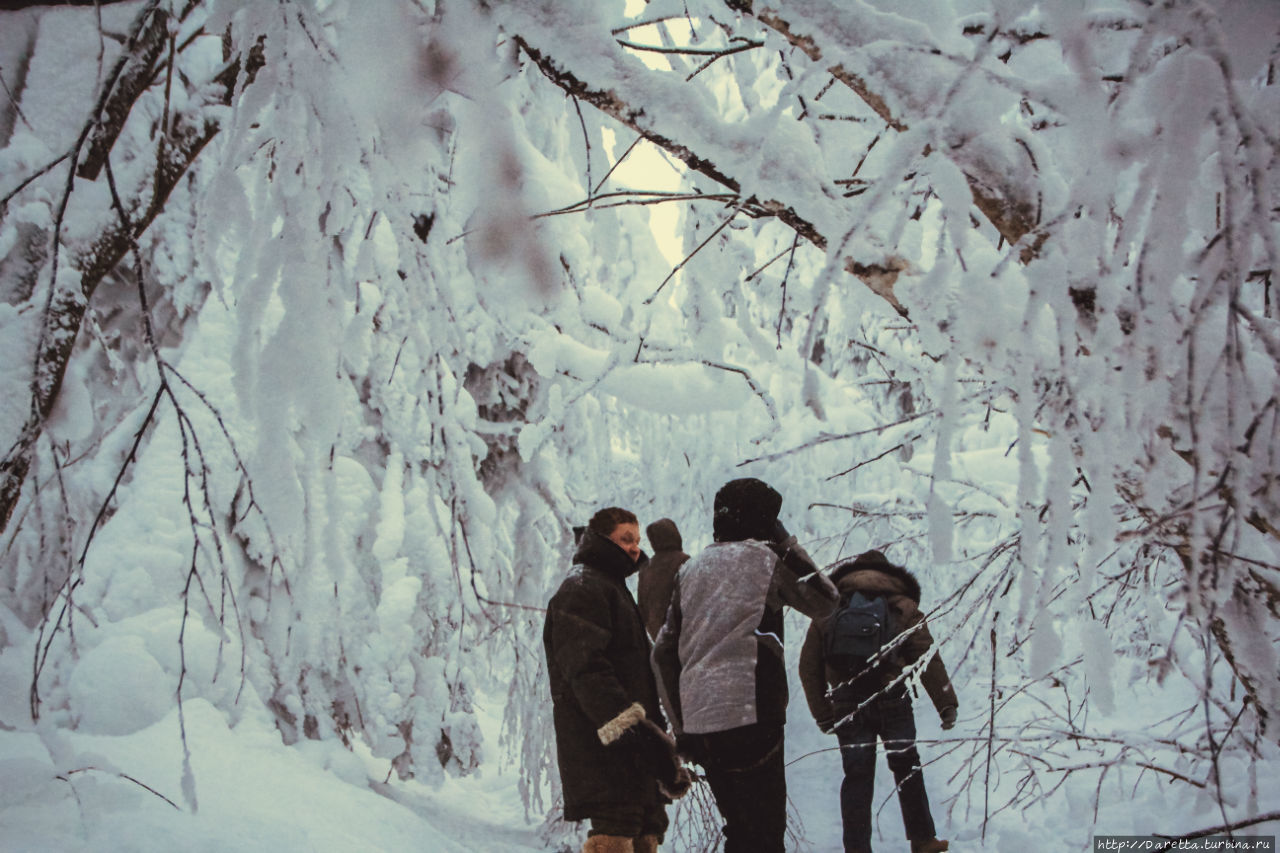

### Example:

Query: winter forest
xmin=0 ymin=0 xmax=1277 ymax=850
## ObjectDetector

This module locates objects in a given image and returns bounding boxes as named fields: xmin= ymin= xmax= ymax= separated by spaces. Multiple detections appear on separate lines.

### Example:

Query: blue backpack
xmin=824 ymin=591 xmax=892 ymax=700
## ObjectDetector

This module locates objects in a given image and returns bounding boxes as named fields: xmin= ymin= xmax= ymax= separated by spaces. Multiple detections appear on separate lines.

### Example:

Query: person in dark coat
xmin=638 ymin=519 xmax=688 ymax=641
xmin=652 ymin=478 xmax=838 ymax=853
xmin=798 ymin=549 xmax=957 ymax=853
xmin=544 ymin=507 xmax=689 ymax=853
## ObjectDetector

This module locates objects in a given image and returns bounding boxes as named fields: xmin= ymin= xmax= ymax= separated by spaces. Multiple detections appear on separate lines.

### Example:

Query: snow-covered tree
xmin=1 ymin=0 xmax=1276 ymax=845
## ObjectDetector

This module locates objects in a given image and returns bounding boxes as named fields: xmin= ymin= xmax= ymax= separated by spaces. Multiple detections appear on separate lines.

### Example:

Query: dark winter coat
xmin=799 ymin=556 xmax=957 ymax=730
xmin=652 ymin=536 xmax=838 ymax=735
xmin=543 ymin=529 xmax=667 ymax=821
xmin=638 ymin=519 xmax=689 ymax=640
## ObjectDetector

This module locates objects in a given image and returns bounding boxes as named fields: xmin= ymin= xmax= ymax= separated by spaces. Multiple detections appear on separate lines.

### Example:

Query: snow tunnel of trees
xmin=0 ymin=0 xmax=1277 ymax=847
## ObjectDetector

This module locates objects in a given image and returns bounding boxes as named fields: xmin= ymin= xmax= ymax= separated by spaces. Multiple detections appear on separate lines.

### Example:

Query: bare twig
xmin=616 ymin=38 xmax=763 ymax=57
xmin=1154 ymin=812 xmax=1280 ymax=849
xmin=645 ymin=202 xmax=745 ymax=304
xmin=58 ymin=767 xmax=181 ymax=811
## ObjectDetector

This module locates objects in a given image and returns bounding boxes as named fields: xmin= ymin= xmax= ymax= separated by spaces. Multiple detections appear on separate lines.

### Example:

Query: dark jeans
xmin=681 ymin=723 xmax=786 ymax=853
xmin=835 ymin=693 xmax=936 ymax=852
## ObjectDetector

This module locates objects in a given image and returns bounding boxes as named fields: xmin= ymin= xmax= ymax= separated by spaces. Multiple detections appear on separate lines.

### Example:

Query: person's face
xmin=608 ymin=522 xmax=642 ymax=563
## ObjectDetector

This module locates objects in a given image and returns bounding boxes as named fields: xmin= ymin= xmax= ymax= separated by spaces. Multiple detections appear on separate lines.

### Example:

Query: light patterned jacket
xmin=652 ymin=537 xmax=837 ymax=735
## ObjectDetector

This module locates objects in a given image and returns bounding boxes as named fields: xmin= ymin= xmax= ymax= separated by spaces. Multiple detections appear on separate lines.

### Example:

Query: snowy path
xmin=2 ymin=673 xmax=1276 ymax=851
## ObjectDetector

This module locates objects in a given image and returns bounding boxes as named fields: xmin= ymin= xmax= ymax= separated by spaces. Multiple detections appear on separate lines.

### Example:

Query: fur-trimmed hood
xmin=828 ymin=551 xmax=922 ymax=603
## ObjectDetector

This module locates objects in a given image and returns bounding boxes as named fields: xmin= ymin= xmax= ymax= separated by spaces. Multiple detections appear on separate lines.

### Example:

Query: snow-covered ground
xmin=5 ymin=601 xmax=1273 ymax=852
xmin=0 ymin=651 xmax=1065 ymax=853
xmin=0 ymin=674 xmax=548 ymax=852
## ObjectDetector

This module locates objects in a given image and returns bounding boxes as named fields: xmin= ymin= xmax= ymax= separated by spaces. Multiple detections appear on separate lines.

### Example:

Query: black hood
xmin=574 ymin=528 xmax=644 ymax=581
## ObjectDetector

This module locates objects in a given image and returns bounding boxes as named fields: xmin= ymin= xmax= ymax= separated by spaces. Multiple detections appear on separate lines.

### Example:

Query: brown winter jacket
xmin=544 ymin=529 xmax=667 ymax=821
xmin=799 ymin=555 xmax=957 ymax=730
xmin=638 ymin=519 xmax=688 ymax=640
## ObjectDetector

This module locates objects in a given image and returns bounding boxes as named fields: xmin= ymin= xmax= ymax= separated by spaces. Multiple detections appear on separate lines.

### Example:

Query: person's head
xmin=645 ymin=518 xmax=682 ymax=553
xmin=829 ymin=549 xmax=895 ymax=584
xmin=588 ymin=506 xmax=641 ymax=563
xmin=712 ymin=478 xmax=783 ymax=542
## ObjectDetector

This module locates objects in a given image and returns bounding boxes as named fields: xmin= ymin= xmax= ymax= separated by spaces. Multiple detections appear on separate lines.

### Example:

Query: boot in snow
xmin=583 ymin=835 xmax=633 ymax=853
xmin=911 ymin=839 xmax=949 ymax=853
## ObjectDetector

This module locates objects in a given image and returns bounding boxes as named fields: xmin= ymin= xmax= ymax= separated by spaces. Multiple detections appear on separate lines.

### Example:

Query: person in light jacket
xmin=651 ymin=478 xmax=838 ymax=853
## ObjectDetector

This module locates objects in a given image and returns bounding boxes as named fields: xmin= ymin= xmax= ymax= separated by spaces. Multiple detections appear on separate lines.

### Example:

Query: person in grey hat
xmin=651 ymin=478 xmax=838 ymax=853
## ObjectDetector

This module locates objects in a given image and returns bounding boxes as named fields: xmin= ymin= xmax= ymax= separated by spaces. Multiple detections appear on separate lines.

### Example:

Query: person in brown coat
xmin=544 ymin=507 xmax=690 ymax=853
xmin=638 ymin=519 xmax=688 ymax=641
xmin=798 ymin=550 xmax=957 ymax=853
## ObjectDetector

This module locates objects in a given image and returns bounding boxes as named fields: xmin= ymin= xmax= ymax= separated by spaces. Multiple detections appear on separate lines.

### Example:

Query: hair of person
xmin=712 ymin=477 xmax=782 ymax=542
xmin=587 ymin=506 xmax=638 ymax=536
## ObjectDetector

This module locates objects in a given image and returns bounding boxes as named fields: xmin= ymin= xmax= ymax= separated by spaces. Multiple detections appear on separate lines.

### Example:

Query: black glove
xmin=940 ymin=706 xmax=957 ymax=731
xmin=816 ymin=715 xmax=835 ymax=735
xmin=675 ymin=733 xmax=696 ymax=762
xmin=623 ymin=719 xmax=693 ymax=799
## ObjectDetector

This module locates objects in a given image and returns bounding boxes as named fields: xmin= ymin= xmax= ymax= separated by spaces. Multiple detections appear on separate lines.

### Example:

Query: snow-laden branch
xmin=724 ymin=0 xmax=1045 ymax=258
xmin=0 ymin=35 xmax=264 ymax=536
xmin=511 ymin=37 xmax=830 ymax=251
xmin=511 ymin=31 xmax=928 ymax=319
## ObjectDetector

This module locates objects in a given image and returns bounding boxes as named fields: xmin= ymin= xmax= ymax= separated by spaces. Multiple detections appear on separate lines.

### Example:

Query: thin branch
xmin=458 ymin=515 xmax=547 ymax=615
xmin=739 ymin=403 xmax=953 ymax=466
xmin=774 ymin=235 xmax=800 ymax=346
xmin=686 ymin=39 xmax=765 ymax=81
xmin=610 ymin=15 xmax=687 ymax=36
xmin=616 ymin=38 xmax=763 ymax=57
xmin=571 ymin=95 xmax=592 ymax=200
xmin=1154 ymin=812 xmax=1280 ymax=849
xmin=0 ymin=64 xmax=34 ymax=132
xmin=824 ymin=442 xmax=905 ymax=481
xmin=644 ymin=203 xmax=744 ymax=304
xmin=745 ymin=241 xmax=795 ymax=283
xmin=58 ymin=766 xmax=181 ymax=811
xmin=593 ymin=133 xmax=642 ymax=194
xmin=0 ymin=153 xmax=70 ymax=209
xmin=446 ymin=189 xmax=741 ymax=245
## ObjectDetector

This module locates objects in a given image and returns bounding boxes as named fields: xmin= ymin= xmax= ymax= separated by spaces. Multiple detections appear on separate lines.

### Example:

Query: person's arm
xmin=798 ymin=620 xmax=836 ymax=732
xmin=548 ymin=580 xmax=647 ymax=744
xmin=650 ymin=576 xmax=685 ymax=734
xmin=892 ymin=602 xmax=958 ymax=725
xmin=922 ymin=650 xmax=958 ymax=728
xmin=767 ymin=525 xmax=838 ymax=619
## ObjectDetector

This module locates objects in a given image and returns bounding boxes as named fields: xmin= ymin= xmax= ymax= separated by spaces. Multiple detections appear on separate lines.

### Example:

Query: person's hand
xmin=940 ymin=706 xmax=957 ymax=731
xmin=675 ymin=733 xmax=700 ymax=765
xmin=816 ymin=716 xmax=836 ymax=735
xmin=627 ymin=719 xmax=693 ymax=799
